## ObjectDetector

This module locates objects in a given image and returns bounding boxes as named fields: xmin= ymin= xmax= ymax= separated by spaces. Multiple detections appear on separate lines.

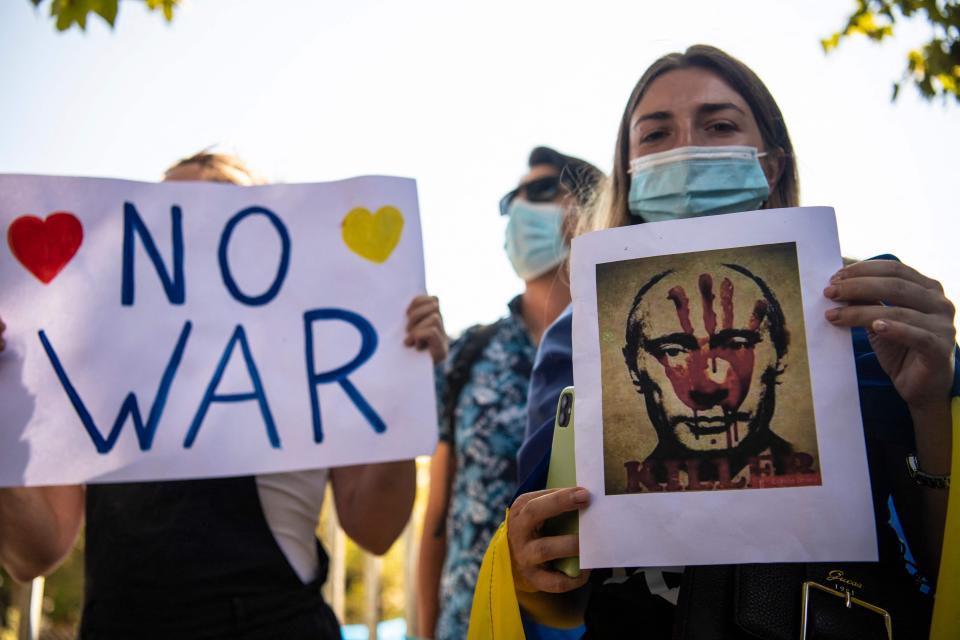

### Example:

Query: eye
xmin=656 ymin=344 xmax=688 ymax=358
xmin=640 ymin=129 xmax=668 ymax=144
xmin=722 ymin=335 xmax=759 ymax=350
xmin=706 ymin=120 xmax=738 ymax=134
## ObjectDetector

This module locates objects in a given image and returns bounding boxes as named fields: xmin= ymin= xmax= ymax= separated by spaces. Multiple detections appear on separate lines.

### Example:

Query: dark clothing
xmin=81 ymin=476 xmax=340 ymax=640
xmin=517 ymin=290 xmax=958 ymax=638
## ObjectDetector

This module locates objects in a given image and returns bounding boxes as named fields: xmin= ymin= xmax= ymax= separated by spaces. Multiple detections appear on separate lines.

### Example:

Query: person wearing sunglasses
xmin=415 ymin=147 xmax=602 ymax=640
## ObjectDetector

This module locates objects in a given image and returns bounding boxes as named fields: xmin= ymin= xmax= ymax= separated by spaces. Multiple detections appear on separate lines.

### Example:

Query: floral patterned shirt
xmin=435 ymin=296 xmax=535 ymax=640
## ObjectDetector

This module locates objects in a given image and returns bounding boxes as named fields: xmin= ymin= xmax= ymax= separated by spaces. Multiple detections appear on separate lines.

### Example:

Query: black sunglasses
xmin=499 ymin=175 xmax=563 ymax=216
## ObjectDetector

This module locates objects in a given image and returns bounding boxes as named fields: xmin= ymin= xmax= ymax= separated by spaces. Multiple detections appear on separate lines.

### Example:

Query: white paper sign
xmin=0 ymin=175 xmax=437 ymax=487
xmin=571 ymin=207 xmax=876 ymax=568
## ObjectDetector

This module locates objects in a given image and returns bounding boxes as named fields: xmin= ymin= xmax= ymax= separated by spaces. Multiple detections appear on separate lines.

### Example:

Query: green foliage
xmin=41 ymin=537 xmax=85 ymax=628
xmin=0 ymin=542 xmax=85 ymax=638
xmin=0 ymin=570 xmax=11 ymax=631
xmin=29 ymin=0 xmax=179 ymax=32
xmin=823 ymin=0 xmax=960 ymax=103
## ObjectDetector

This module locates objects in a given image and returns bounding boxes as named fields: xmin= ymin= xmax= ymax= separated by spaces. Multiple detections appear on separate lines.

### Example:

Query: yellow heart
xmin=341 ymin=206 xmax=405 ymax=264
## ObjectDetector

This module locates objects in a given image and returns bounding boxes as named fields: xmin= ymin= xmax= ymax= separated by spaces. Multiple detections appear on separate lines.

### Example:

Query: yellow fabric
xmin=929 ymin=396 xmax=960 ymax=640
xmin=467 ymin=511 xmax=525 ymax=640
xmin=467 ymin=510 xmax=589 ymax=639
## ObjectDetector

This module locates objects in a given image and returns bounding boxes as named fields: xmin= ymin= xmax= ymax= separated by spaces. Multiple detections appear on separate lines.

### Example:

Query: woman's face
xmin=628 ymin=67 xmax=767 ymax=161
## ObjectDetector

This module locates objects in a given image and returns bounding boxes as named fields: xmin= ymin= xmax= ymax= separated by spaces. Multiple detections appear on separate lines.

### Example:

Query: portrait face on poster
xmin=596 ymin=243 xmax=821 ymax=495
xmin=570 ymin=207 xmax=876 ymax=569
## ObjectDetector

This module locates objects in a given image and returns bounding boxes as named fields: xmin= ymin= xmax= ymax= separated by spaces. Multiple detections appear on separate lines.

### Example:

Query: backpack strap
xmin=441 ymin=322 xmax=500 ymax=444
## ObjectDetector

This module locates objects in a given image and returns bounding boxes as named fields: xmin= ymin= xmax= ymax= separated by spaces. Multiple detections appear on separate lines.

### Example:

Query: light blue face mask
xmin=504 ymin=200 xmax=568 ymax=280
xmin=628 ymin=145 xmax=771 ymax=222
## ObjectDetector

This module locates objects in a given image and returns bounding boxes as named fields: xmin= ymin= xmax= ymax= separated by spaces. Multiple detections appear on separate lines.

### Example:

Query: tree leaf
xmin=821 ymin=33 xmax=842 ymax=52
xmin=824 ymin=0 xmax=960 ymax=104
xmin=93 ymin=0 xmax=118 ymax=27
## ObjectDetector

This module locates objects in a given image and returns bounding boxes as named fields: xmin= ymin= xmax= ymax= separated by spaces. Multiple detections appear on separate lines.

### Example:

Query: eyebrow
xmin=632 ymin=110 xmax=672 ymax=127
xmin=632 ymin=102 xmax=747 ymax=128
xmin=643 ymin=333 xmax=699 ymax=354
xmin=709 ymin=328 xmax=761 ymax=349
xmin=698 ymin=102 xmax=746 ymax=116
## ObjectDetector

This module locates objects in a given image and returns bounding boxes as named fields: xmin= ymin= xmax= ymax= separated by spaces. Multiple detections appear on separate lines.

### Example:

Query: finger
xmin=409 ymin=312 xmax=443 ymax=334
xmin=520 ymin=487 xmax=590 ymax=527
xmin=411 ymin=327 xmax=448 ymax=364
xmin=406 ymin=299 xmax=441 ymax=331
xmin=526 ymin=566 xmax=591 ymax=594
xmin=406 ymin=326 xmax=444 ymax=351
xmin=870 ymin=319 xmax=956 ymax=362
xmin=832 ymin=261 xmax=943 ymax=292
xmin=825 ymin=304 xmax=950 ymax=336
xmin=508 ymin=489 xmax=567 ymax=538
xmin=523 ymin=533 xmax=580 ymax=565
xmin=405 ymin=294 xmax=435 ymax=313
xmin=404 ymin=314 xmax=443 ymax=347
xmin=823 ymin=277 xmax=952 ymax=315
xmin=511 ymin=488 xmax=562 ymax=513
xmin=407 ymin=298 xmax=440 ymax=324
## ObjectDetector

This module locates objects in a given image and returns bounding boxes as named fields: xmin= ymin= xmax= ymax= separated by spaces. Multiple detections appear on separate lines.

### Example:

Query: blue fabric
xmin=887 ymin=495 xmax=932 ymax=595
xmin=521 ymin=613 xmax=586 ymax=640
xmin=435 ymin=297 xmax=536 ymax=640
xmin=516 ymin=305 xmax=573 ymax=490
xmin=628 ymin=145 xmax=770 ymax=222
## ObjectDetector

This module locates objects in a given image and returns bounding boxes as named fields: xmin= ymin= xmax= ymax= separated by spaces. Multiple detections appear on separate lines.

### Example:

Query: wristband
xmin=906 ymin=453 xmax=950 ymax=489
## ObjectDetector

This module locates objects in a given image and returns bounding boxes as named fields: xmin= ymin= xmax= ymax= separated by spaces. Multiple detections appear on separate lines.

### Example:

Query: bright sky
xmin=1 ymin=0 xmax=957 ymax=335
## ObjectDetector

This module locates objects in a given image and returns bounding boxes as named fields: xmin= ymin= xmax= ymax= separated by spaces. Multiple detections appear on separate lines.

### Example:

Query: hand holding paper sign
xmin=824 ymin=258 xmax=956 ymax=579
xmin=405 ymin=294 xmax=448 ymax=365
xmin=0 ymin=173 xmax=439 ymax=487
xmin=824 ymin=260 xmax=955 ymax=412
xmin=507 ymin=487 xmax=591 ymax=594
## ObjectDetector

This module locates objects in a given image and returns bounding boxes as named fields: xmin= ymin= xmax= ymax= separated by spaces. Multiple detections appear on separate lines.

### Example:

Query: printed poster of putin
xmin=596 ymin=241 xmax=821 ymax=495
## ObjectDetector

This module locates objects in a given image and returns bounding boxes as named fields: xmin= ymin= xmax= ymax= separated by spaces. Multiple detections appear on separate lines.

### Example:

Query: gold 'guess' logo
xmin=826 ymin=569 xmax=863 ymax=592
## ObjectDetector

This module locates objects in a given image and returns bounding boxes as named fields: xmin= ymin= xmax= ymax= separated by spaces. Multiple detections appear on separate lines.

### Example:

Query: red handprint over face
xmin=657 ymin=274 xmax=767 ymax=415
xmin=628 ymin=266 xmax=780 ymax=452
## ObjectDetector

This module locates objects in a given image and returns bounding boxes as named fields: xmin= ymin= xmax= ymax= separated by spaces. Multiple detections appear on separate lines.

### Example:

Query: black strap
xmin=440 ymin=322 xmax=500 ymax=444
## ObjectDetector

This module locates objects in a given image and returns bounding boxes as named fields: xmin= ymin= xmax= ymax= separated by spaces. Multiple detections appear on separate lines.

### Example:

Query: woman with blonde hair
xmin=0 ymin=150 xmax=447 ymax=639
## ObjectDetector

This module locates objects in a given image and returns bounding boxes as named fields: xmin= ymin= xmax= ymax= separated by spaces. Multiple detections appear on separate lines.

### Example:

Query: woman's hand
xmin=825 ymin=259 xmax=956 ymax=577
xmin=824 ymin=260 xmax=956 ymax=411
xmin=507 ymin=487 xmax=591 ymax=594
xmin=405 ymin=295 xmax=448 ymax=365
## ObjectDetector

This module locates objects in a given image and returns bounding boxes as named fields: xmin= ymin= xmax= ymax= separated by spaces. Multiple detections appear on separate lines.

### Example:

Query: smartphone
xmin=543 ymin=386 xmax=580 ymax=578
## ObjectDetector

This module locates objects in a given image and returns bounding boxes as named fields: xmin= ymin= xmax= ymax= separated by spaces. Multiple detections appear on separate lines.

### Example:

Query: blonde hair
xmin=576 ymin=176 xmax=617 ymax=237
xmin=164 ymin=150 xmax=266 ymax=186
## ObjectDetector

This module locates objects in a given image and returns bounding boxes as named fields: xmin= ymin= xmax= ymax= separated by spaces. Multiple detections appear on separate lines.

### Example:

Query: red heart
xmin=7 ymin=212 xmax=84 ymax=284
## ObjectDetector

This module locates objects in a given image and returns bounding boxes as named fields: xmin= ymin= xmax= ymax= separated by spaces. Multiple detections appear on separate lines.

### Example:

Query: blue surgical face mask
xmin=504 ymin=200 xmax=568 ymax=280
xmin=628 ymin=145 xmax=771 ymax=222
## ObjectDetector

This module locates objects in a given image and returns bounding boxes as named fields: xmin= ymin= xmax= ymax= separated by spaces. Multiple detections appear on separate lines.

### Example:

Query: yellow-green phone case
xmin=543 ymin=386 xmax=580 ymax=578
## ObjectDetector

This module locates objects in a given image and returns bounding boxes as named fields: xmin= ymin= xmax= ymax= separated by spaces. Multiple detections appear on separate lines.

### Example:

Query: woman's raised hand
xmin=824 ymin=260 xmax=956 ymax=411
xmin=507 ymin=487 xmax=591 ymax=593
xmin=405 ymin=295 xmax=448 ymax=365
